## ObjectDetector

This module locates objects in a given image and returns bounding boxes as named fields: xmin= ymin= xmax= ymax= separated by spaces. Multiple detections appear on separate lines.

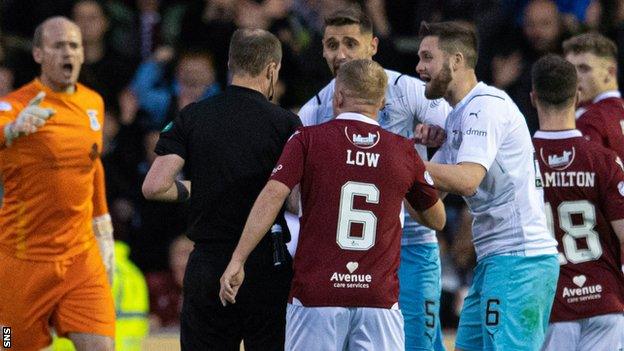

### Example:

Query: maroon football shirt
xmin=533 ymin=130 xmax=624 ymax=322
xmin=270 ymin=113 xmax=439 ymax=309
xmin=576 ymin=91 xmax=624 ymax=160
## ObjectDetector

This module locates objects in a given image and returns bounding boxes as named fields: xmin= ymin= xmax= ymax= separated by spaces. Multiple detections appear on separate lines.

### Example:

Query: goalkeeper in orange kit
xmin=0 ymin=17 xmax=114 ymax=351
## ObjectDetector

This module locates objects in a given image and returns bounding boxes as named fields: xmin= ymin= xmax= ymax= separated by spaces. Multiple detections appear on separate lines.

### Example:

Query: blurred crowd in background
xmin=1 ymin=0 xmax=624 ymax=334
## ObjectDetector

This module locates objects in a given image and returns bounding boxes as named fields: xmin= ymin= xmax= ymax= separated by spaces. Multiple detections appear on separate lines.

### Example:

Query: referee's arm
xmin=142 ymin=154 xmax=191 ymax=202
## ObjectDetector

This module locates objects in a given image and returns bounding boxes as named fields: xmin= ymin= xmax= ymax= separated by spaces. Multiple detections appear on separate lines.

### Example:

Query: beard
xmin=424 ymin=62 xmax=452 ymax=99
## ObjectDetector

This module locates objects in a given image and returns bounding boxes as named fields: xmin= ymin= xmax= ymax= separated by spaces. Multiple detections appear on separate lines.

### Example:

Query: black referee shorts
xmin=181 ymin=245 xmax=292 ymax=351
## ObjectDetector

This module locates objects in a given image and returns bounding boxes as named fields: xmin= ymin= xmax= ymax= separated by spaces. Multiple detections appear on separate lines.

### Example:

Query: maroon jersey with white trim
xmin=533 ymin=130 xmax=624 ymax=322
xmin=270 ymin=113 xmax=439 ymax=308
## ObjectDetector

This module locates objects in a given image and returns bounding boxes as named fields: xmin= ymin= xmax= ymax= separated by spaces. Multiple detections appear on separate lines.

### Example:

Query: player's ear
xmin=574 ymin=89 xmax=581 ymax=106
xmin=370 ymin=36 xmax=379 ymax=57
xmin=453 ymin=52 xmax=463 ymax=71
xmin=529 ymin=91 xmax=537 ymax=108
xmin=33 ymin=47 xmax=43 ymax=64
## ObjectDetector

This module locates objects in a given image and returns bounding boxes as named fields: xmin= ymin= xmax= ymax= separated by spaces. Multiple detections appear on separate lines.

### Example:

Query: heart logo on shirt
xmin=573 ymin=275 xmax=586 ymax=287
xmin=346 ymin=262 xmax=359 ymax=273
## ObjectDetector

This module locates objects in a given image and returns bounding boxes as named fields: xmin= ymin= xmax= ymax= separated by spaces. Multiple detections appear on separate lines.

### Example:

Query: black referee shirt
xmin=155 ymin=85 xmax=302 ymax=248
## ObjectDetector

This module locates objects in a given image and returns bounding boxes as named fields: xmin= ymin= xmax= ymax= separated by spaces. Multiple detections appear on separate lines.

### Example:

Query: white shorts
xmin=285 ymin=300 xmax=404 ymax=351
xmin=541 ymin=313 xmax=624 ymax=351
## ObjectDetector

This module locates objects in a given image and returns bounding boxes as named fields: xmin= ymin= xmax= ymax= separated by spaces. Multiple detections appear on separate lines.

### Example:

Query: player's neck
xmin=537 ymin=108 xmax=576 ymax=131
xmin=335 ymin=102 xmax=379 ymax=121
xmin=592 ymin=84 xmax=619 ymax=101
xmin=39 ymin=75 xmax=76 ymax=94
xmin=446 ymin=70 xmax=477 ymax=107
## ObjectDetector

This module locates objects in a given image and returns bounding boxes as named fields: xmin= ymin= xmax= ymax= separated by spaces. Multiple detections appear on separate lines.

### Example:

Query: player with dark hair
xmin=417 ymin=21 xmax=559 ymax=350
xmin=294 ymin=7 xmax=450 ymax=349
xmin=531 ymin=54 xmax=624 ymax=351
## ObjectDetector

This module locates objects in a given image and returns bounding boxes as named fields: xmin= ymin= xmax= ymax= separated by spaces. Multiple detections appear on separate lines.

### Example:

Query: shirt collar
xmin=533 ymin=129 xmax=583 ymax=140
xmin=335 ymin=112 xmax=380 ymax=126
xmin=453 ymin=82 xmax=486 ymax=109
xmin=593 ymin=90 xmax=621 ymax=103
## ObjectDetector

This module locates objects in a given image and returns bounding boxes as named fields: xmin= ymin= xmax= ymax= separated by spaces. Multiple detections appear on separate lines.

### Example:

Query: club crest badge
xmin=87 ymin=109 xmax=100 ymax=131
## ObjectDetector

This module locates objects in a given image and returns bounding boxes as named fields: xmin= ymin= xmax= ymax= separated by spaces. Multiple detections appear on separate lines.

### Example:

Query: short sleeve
xmin=405 ymin=147 xmax=439 ymax=211
xmin=603 ymin=153 xmax=624 ymax=221
xmin=154 ymin=108 xmax=189 ymax=159
xmin=270 ymin=129 xmax=307 ymax=189
xmin=456 ymin=100 xmax=506 ymax=170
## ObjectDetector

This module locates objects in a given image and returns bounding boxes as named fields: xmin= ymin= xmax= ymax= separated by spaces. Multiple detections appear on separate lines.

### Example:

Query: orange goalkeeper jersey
xmin=0 ymin=79 xmax=109 ymax=261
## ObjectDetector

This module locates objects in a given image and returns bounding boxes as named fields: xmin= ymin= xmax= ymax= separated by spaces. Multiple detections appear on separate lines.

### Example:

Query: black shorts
xmin=181 ymin=244 xmax=293 ymax=351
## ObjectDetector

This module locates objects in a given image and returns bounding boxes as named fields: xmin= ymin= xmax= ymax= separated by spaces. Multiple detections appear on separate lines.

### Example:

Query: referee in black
xmin=142 ymin=28 xmax=301 ymax=350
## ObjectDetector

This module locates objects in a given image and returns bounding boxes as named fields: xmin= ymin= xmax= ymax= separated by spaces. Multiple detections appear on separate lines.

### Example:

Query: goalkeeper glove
xmin=93 ymin=213 xmax=115 ymax=285
xmin=3 ymin=91 xmax=55 ymax=146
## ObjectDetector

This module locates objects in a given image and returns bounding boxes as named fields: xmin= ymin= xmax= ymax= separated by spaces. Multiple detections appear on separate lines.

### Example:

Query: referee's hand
xmin=219 ymin=260 xmax=245 ymax=306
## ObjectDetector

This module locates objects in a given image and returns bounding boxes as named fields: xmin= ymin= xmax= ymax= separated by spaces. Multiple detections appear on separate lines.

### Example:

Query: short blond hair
xmin=336 ymin=59 xmax=387 ymax=105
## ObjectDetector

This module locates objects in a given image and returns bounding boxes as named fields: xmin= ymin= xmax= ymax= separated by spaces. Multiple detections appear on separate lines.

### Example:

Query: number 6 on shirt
xmin=336 ymin=181 xmax=380 ymax=250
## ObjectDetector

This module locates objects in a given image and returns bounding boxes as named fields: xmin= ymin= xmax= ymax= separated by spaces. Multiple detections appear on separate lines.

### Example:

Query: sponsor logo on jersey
xmin=329 ymin=261 xmax=372 ymax=289
xmin=450 ymin=127 xmax=487 ymax=148
xmin=464 ymin=127 xmax=487 ymax=137
xmin=562 ymin=274 xmax=603 ymax=303
xmin=0 ymin=101 xmax=12 ymax=111
xmin=87 ymin=109 xmax=100 ymax=131
xmin=344 ymin=127 xmax=380 ymax=149
xmin=468 ymin=110 xmax=480 ymax=119
xmin=540 ymin=147 xmax=576 ymax=171
xmin=353 ymin=133 xmax=377 ymax=146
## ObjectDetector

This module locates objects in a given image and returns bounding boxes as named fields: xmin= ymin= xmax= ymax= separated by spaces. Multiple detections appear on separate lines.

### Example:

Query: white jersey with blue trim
xmin=432 ymin=82 xmax=557 ymax=260
xmin=298 ymin=69 xmax=450 ymax=245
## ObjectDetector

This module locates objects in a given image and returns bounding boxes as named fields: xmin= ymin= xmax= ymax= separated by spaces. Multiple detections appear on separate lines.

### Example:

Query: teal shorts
xmin=399 ymin=243 xmax=445 ymax=351
xmin=455 ymin=254 xmax=559 ymax=351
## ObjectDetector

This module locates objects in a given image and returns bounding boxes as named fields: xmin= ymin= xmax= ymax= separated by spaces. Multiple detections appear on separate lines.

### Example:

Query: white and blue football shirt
xmin=298 ymin=69 xmax=450 ymax=245
xmin=433 ymin=82 xmax=557 ymax=259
